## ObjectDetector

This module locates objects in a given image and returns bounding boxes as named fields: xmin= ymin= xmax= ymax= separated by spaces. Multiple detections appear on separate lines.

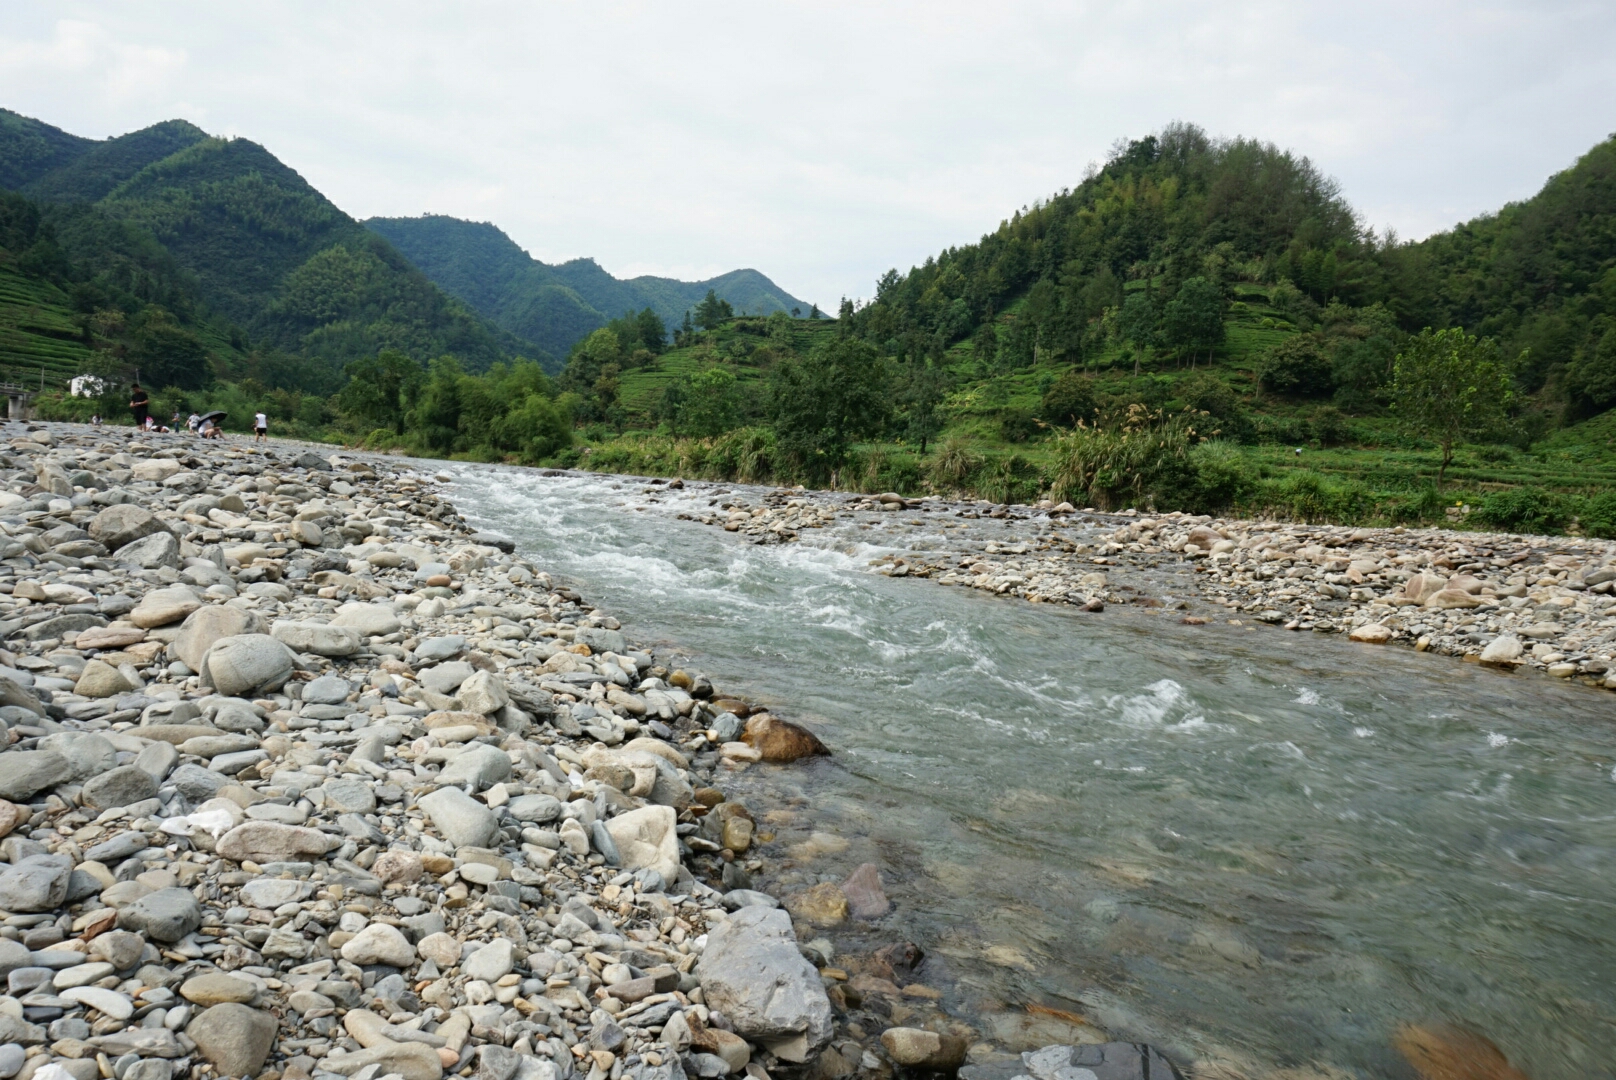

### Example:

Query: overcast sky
xmin=3 ymin=2 xmax=1612 ymax=308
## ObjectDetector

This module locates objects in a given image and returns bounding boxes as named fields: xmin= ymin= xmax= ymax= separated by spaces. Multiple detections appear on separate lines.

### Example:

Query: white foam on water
xmin=1294 ymin=688 xmax=1321 ymax=705
xmin=1354 ymin=727 xmax=1376 ymax=738
xmin=1488 ymin=731 xmax=1512 ymax=748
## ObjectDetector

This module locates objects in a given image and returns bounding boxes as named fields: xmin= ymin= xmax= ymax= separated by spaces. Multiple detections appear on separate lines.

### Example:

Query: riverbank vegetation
xmin=5 ymin=112 xmax=1616 ymax=537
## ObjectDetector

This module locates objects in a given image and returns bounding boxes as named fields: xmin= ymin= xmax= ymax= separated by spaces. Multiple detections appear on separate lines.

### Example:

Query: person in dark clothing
xmin=129 ymin=384 xmax=149 ymax=429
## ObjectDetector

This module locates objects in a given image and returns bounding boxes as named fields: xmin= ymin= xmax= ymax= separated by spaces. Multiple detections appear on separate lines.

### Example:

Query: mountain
xmin=0 ymin=109 xmax=544 ymax=389
xmin=845 ymin=121 xmax=1615 ymax=417
xmin=365 ymin=214 xmax=807 ymax=357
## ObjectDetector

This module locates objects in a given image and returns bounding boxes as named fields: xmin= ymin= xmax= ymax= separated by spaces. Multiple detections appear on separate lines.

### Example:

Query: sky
xmin=2 ymin=2 xmax=1613 ymax=308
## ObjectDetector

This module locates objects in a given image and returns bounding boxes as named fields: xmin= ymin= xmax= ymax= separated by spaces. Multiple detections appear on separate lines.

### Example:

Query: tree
xmin=1257 ymin=334 xmax=1333 ymax=397
xmin=899 ymin=362 xmax=949 ymax=453
xmin=635 ymin=307 xmax=667 ymax=352
xmin=680 ymin=366 xmax=741 ymax=438
xmin=408 ymin=356 xmax=465 ymax=453
xmin=1388 ymin=328 xmax=1515 ymax=487
xmin=337 ymin=350 xmax=423 ymax=434
xmin=1161 ymin=276 xmax=1225 ymax=365
xmin=1117 ymin=292 xmax=1158 ymax=375
xmin=1563 ymin=323 xmax=1616 ymax=418
xmin=1040 ymin=370 xmax=1097 ymax=427
xmin=770 ymin=336 xmax=891 ymax=483
xmin=694 ymin=289 xmax=733 ymax=329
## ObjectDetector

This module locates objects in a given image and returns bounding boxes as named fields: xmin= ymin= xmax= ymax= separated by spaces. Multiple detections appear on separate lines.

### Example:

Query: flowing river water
xmin=441 ymin=463 xmax=1616 ymax=1080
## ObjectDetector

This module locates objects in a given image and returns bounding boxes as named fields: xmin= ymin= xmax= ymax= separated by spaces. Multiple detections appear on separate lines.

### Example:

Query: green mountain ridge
xmin=365 ymin=213 xmax=807 ymax=358
xmin=0 ymin=108 xmax=545 ymax=389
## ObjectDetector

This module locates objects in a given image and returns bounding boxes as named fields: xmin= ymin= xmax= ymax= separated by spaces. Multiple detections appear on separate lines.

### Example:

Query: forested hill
xmin=846 ymin=122 xmax=1615 ymax=415
xmin=365 ymin=213 xmax=807 ymax=357
xmin=0 ymin=108 xmax=540 ymax=391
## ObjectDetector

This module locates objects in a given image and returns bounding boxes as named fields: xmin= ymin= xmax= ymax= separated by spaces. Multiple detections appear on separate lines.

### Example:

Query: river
xmin=442 ymin=462 xmax=1616 ymax=1080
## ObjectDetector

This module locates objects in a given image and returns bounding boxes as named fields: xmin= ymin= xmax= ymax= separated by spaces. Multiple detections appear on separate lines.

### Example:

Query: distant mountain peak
xmin=365 ymin=213 xmax=805 ymax=356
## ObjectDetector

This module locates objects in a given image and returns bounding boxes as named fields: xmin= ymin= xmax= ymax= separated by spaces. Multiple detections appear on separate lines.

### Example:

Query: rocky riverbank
xmin=0 ymin=423 xmax=1189 ymax=1080
xmin=674 ymin=487 xmax=1616 ymax=695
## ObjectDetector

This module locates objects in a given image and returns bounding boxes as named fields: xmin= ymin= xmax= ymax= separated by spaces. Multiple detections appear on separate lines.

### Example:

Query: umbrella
xmin=198 ymin=410 xmax=227 ymax=425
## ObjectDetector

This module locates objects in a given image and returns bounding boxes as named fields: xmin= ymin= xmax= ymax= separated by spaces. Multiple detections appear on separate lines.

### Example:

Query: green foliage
xmin=693 ymin=289 xmax=734 ymax=330
xmin=1563 ymin=323 xmax=1616 ymax=418
xmin=769 ymin=336 xmax=892 ymax=481
xmin=897 ymin=362 xmax=949 ymax=452
xmin=1040 ymin=371 xmax=1098 ymax=427
xmin=1161 ymin=276 xmax=1225 ymax=361
xmin=1389 ymin=327 xmax=1515 ymax=484
xmin=336 ymin=350 xmax=423 ymax=434
xmin=1257 ymin=333 xmax=1333 ymax=397
xmin=1579 ymin=492 xmax=1616 ymax=539
xmin=1050 ymin=410 xmax=1199 ymax=510
xmin=672 ymin=366 xmax=741 ymax=438
xmin=1469 ymin=486 xmax=1572 ymax=535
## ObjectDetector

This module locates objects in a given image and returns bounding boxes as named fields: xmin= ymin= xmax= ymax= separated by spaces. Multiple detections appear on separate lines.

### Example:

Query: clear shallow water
xmin=445 ymin=464 xmax=1616 ymax=1080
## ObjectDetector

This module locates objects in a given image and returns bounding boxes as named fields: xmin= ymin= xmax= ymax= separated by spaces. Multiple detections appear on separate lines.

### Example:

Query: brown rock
xmin=872 ymin=941 xmax=924 ymax=981
xmin=372 ymin=850 xmax=424 ymax=885
xmin=741 ymin=714 xmax=829 ymax=762
xmin=1394 ymin=1023 xmax=1529 ymax=1080
xmin=75 ymin=626 xmax=148 ymax=650
xmin=880 ymin=1027 xmax=967 ymax=1070
xmin=1348 ymin=624 xmax=1393 ymax=644
xmin=842 ymin=863 xmax=889 ymax=919
xmin=784 ymin=882 xmax=848 ymax=927
xmin=0 ymin=801 xmax=23 ymax=839
xmin=216 ymin=822 xmax=334 ymax=863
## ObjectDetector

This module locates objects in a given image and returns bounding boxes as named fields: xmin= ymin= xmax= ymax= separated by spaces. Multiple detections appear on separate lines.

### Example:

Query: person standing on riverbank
xmin=254 ymin=410 xmax=268 ymax=443
xmin=128 ymin=383 xmax=148 ymax=429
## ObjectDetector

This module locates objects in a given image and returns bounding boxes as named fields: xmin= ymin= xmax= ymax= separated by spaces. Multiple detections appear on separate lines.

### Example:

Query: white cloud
xmin=0 ymin=1 xmax=1612 ymax=305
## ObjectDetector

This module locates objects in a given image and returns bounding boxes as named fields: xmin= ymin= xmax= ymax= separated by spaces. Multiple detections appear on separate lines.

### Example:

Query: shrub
xmin=1040 ymin=371 xmax=1098 ymax=427
xmin=1470 ymin=486 xmax=1571 ymax=535
xmin=1579 ymin=492 xmax=1616 ymax=539
xmin=978 ymin=453 xmax=1044 ymax=505
xmin=997 ymin=408 xmax=1041 ymax=443
xmin=1172 ymin=440 xmax=1257 ymax=512
xmin=928 ymin=438 xmax=981 ymax=493
xmin=1050 ymin=412 xmax=1196 ymax=510
xmin=1257 ymin=334 xmax=1334 ymax=397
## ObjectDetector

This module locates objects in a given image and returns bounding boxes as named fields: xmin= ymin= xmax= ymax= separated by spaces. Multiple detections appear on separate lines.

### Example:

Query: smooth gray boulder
xmin=330 ymin=602 xmax=401 ymax=637
xmin=419 ymin=661 xmax=474 ymax=695
xmin=0 ymin=855 xmax=72 ymax=912
xmin=200 ymin=634 xmax=295 ymax=696
xmin=186 ymin=1003 xmax=278 ymax=1077
xmin=418 ymin=786 xmax=499 ymax=848
xmin=505 ymin=794 xmax=562 ymax=823
xmin=134 ymin=741 xmax=179 ymax=781
xmin=114 ymin=531 xmax=181 ymax=569
xmin=575 ymin=627 xmax=626 ymax=655
xmin=88 ymin=504 xmax=170 ymax=551
xmin=168 ymin=763 xmax=226 ymax=801
xmin=414 ymin=636 xmax=464 ymax=661
xmin=38 ymin=732 xmax=116 ymax=781
xmin=0 ymin=750 xmax=73 ymax=801
xmin=81 ymin=765 xmax=159 ymax=810
xmin=272 ymin=621 xmax=362 ymax=657
xmin=301 ymin=674 xmax=353 ymax=705
xmin=696 ymin=906 xmax=833 ymax=1061
xmin=320 ymin=778 xmax=376 ymax=815
xmin=436 ymin=744 xmax=512 ymax=791
xmin=176 ymin=606 xmax=268 ymax=673
xmin=117 ymin=888 xmax=202 ymax=942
